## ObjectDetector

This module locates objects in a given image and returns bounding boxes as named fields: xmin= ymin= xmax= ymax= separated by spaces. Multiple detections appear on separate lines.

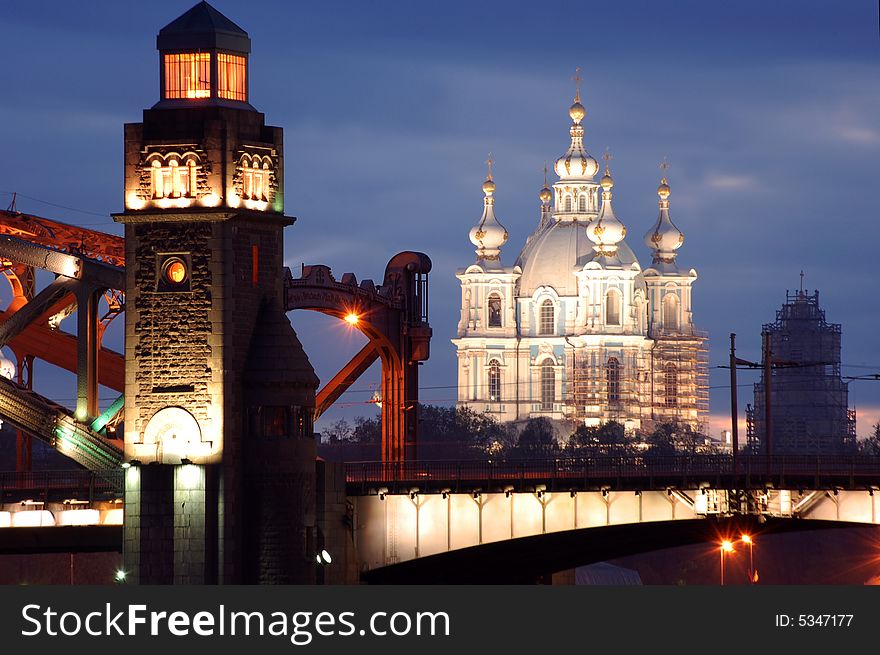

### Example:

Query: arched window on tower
xmin=242 ymin=159 xmax=254 ymax=199
xmin=539 ymin=299 xmax=555 ymax=335
xmin=541 ymin=360 xmax=555 ymax=411
xmin=565 ymin=195 xmax=573 ymax=212
xmin=487 ymin=293 xmax=502 ymax=328
xmin=578 ymin=194 xmax=587 ymax=212
xmin=606 ymin=289 xmax=621 ymax=326
xmin=664 ymin=363 xmax=678 ymax=407
xmin=488 ymin=359 xmax=501 ymax=402
xmin=151 ymin=160 xmax=164 ymax=198
xmin=149 ymin=156 xmax=199 ymax=201
xmin=606 ymin=357 xmax=620 ymax=403
xmin=663 ymin=293 xmax=679 ymax=331
xmin=187 ymin=159 xmax=197 ymax=197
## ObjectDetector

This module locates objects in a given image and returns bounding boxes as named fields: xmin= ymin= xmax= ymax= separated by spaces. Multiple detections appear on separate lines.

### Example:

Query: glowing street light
xmin=114 ymin=569 xmax=127 ymax=583
xmin=720 ymin=540 xmax=735 ymax=586
xmin=741 ymin=534 xmax=756 ymax=583
xmin=344 ymin=312 xmax=360 ymax=326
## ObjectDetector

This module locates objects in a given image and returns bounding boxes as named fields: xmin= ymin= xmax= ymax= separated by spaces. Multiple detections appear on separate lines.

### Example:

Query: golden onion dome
xmin=539 ymin=186 xmax=552 ymax=203
xmin=657 ymin=181 xmax=671 ymax=199
xmin=482 ymin=178 xmax=496 ymax=194
xmin=569 ymin=101 xmax=585 ymax=123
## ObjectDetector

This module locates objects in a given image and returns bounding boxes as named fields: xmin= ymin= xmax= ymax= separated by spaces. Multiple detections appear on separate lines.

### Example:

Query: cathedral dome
xmin=644 ymin=173 xmax=684 ymax=264
xmin=469 ymin=167 xmax=508 ymax=264
xmin=554 ymin=123 xmax=599 ymax=179
xmin=517 ymin=222 xmax=639 ymax=297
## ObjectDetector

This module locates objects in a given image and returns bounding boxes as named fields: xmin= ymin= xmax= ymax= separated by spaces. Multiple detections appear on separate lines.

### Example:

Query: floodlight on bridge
xmin=377 ymin=487 xmax=388 ymax=501
xmin=344 ymin=312 xmax=360 ymax=326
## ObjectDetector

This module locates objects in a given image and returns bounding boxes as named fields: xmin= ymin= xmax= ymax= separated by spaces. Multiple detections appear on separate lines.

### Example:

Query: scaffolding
xmin=649 ymin=328 xmax=710 ymax=434
xmin=564 ymin=327 xmax=708 ymax=433
xmin=746 ymin=290 xmax=856 ymax=454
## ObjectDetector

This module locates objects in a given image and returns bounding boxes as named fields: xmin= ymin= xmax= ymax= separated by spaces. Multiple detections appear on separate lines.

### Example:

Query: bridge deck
xmin=345 ymin=455 xmax=880 ymax=495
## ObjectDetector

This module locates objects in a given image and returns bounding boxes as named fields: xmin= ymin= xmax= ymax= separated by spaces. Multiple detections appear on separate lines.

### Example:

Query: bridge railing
xmin=344 ymin=455 xmax=880 ymax=491
xmin=0 ymin=469 xmax=124 ymax=502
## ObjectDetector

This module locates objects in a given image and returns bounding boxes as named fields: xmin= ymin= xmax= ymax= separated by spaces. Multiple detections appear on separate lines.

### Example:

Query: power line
xmin=0 ymin=190 xmax=113 ymax=222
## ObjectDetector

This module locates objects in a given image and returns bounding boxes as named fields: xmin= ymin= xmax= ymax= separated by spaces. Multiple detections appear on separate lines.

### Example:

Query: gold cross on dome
xmin=486 ymin=153 xmax=494 ymax=180
xmin=543 ymin=162 xmax=548 ymax=187
xmin=660 ymin=157 xmax=670 ymax=182
xmin=603 ymin=148 xmax=613 ymax=175
xmin=572 ymin=67 xmax=582 ymax=102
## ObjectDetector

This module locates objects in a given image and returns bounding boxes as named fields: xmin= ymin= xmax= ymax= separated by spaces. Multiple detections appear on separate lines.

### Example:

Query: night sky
xmin=1 ymin=1 xmax=878 ymax=437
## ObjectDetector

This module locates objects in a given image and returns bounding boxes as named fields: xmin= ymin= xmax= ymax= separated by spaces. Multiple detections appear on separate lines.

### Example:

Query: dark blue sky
xmin=1 ymin=1 xmax=878 ymax=436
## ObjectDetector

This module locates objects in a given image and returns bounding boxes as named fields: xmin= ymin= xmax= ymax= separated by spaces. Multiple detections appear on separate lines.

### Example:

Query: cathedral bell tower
xmin=114 ymin=2 xmax=318 ymax=584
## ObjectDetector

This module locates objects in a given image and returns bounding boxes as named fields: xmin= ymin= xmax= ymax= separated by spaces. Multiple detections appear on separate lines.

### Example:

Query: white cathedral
xmin=452 ymin=85 xmax=708 ymax=434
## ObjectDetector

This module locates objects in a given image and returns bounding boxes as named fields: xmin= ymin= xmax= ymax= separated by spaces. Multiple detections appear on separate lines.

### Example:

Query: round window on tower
xmin=157 ymin=253 xmax=192 ymax=292
xmin=163 ymin=257 xmax=188 ymax=285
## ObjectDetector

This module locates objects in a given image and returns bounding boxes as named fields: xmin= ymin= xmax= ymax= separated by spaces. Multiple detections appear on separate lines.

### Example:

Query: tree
xmin=350 ymin=415 xmax=380 ymax=444
xmin=321 ymin=418 xmax=353 ymax=443
xmin=568 ymin=421 xmax=629 ymax=455
xmin=860 ymin=422 xmax=880 ymax=456
xmin=517 ymin=417 xmax=558 ymax=452
xmin=645 ymin=423 xmax=677 ymax=457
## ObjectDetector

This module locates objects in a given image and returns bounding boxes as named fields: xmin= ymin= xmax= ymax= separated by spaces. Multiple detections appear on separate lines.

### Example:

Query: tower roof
xmin=157 ymin=1 xmax=251 ymax=53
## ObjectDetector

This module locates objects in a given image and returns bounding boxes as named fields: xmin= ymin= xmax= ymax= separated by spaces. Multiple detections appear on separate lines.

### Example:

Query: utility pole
xmin=729 ymin=333 xmax=738 ymax=474
xmin=763 ymin=331 xmax=773 ymax=458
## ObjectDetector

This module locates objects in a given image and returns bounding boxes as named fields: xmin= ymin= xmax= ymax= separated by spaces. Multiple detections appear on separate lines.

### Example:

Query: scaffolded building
xmin=747 ymin=290 xmax=856 ymax=454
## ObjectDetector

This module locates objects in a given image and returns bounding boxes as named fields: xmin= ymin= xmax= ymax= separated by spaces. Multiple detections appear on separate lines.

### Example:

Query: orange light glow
xmin=164 ymin=53 xmax=211 ymax=99
xmin=721 ymin=540 xmax=735 ymax=552
xmin=741 ymin=534 xmax=752 ymax=544
xmin=344 ymin=313 xmax=360 ymax=326
xmin=165 ymin=260 xmax=187 ymax=284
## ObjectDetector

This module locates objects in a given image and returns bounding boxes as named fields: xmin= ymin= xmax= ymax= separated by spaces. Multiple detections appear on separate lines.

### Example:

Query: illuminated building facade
xmin=116 ymin=2 xmax=318 ymax=584
xmin=453 ymin=85 xmax=707 ymax=434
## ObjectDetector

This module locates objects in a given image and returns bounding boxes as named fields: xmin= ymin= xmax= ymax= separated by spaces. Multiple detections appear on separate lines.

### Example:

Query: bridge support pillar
xmin=123 ymin=463 xmax=219 ymax=584
xmin=76 ymin=287 xmax=100 ymax=421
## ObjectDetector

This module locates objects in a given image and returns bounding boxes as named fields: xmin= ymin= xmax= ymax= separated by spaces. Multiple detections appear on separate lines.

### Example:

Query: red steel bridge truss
xmin=0 ymin=209 xmax=431 ymax=472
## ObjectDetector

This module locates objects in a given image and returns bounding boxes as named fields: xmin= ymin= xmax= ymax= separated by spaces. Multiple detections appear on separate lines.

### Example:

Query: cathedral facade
xmin=452 ymin=87 xmax=707 ymax=434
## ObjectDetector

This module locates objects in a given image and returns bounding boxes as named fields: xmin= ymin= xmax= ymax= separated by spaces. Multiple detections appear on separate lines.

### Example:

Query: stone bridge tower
xmin=114 ymin=1 xmax=318 ymax=584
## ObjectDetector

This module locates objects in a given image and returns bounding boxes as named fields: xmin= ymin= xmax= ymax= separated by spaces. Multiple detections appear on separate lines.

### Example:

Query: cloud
xmin=834 ymin=125 xmax=880 ymax=145
xmin=704 ymin=173 xmax=758 ymax=190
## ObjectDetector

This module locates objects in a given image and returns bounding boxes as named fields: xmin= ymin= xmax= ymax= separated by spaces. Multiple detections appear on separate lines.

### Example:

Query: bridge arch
xmin=284 ymin=252 xmax=431 ymax=464
xmin=361 ymin=516 xmax=872 ymax=584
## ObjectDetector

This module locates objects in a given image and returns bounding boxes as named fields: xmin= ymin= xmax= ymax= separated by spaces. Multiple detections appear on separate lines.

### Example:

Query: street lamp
xmin=741 ymin=534 xmax=755 ymax=583
xmin=720 ymin=540 xmax=735 ymax=586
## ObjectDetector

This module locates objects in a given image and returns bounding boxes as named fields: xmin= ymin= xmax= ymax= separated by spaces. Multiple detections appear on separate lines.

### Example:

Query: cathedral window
xmin=663 ymin=293 xmax=679 ymax=330
xmin=606 ymin=357 xmax=620 ymax=403
xmin=578 ymin=194 xmax=587 ymax=212
xmin=664 ymin=364 xmax=678 ymax=407
xmin=218 ymin=53 xmax=247 ymax=101
xmin=163 ymin=53 xmax=211 ymax=99
xmin=539 ymin=299 xmax=555 ymax=335
xmin=488 ymin=360 xmax=501 ymax=402
xmin=540 ymin=360 xmax=555 ymax=410
xmin=565 ymin=195 xmax=573 ymax=212
xmin=605 ymin=289 xmax=621 ymax=326
xmin=488 ymin=293 xmax=502 ymax=327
